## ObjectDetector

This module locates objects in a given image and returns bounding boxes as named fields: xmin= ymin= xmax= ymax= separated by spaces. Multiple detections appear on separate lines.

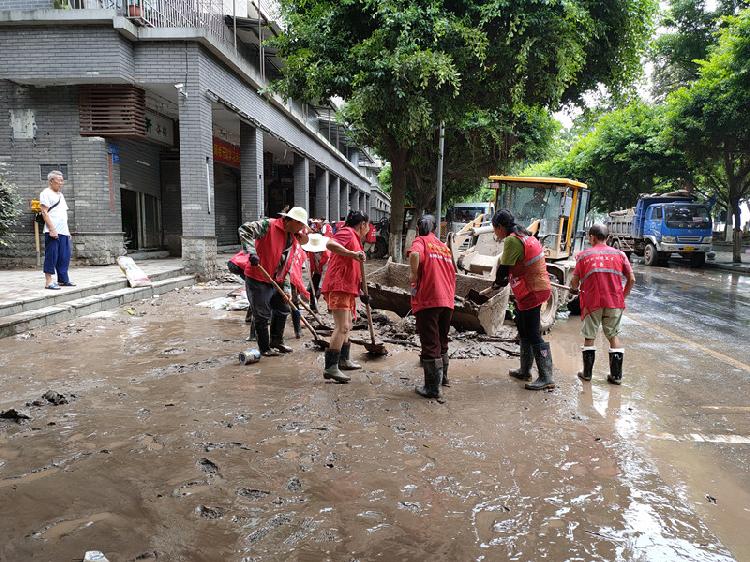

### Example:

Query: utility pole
xmin=435 ymin=121 xmax=445 ymax=237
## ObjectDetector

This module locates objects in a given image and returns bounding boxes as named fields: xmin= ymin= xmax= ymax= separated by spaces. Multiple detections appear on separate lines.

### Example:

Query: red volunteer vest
xmin=289 ymin=245 xmax=311 ymax=299
xmin=509 ymin=233 xmax=551 ymax=311
xmin=244 ymin=218 xmax=299 ymax=284
xmin=575 ymin=243 xmax=629 ymax=319
xmin=321 ymin=226 xmax=363 ymax=295
xmin=365 ymin=223 xmax=377 ymax=244
xmin=409 ymin=233 xmax=456 ymax=313
xmin=229 ymin=251 xmax=249 ymax=270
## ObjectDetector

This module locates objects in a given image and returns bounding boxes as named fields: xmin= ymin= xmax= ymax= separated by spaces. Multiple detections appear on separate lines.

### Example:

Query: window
xmin=652 ymin=207 xmax=663 ymax=220
xmin=40 ymin=164 xmax=68 ymax=181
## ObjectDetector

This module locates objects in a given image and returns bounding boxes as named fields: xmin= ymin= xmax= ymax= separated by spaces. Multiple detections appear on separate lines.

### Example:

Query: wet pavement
xmin=0 ymin=263 xmax=747 ymax=561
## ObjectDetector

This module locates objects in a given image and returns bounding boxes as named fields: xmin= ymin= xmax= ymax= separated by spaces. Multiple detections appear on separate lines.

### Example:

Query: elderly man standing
xmin=239 ymin=207 xmax=309 ymax=357
xmin=40 ymin=170 xmax=74 ymax=290
xmin=569 ymin=224 xmax=636 ymax=385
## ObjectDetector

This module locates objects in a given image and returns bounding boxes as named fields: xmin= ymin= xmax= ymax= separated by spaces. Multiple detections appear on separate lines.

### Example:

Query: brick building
xmin=0 ymin=0 xmax=389 ymax=277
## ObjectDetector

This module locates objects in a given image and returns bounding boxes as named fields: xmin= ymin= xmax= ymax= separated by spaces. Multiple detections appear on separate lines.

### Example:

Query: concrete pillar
xmin=240 ymin=122 xmax=264 ymax=222
xmin=314 ymin=168 xmax=329 ymax=220
xmin=365 ymin=194 xmax=370 ymax=218
xmin=340 ymin=182 xmax=349 ymax=218
xmin=70 ymin=136 xmax=124 ymax=265
xmin=329 ymin=175 xmax=340 ymax=221
xmin=349 ymin=186 xmax=358 ymax=211
xmin=359 ymin=191 xmax=366 ymax=215
xmin=293 ymin=153 xmax=309 ymax=210
xmin=178 ymin=88 xmax=217 ymax=279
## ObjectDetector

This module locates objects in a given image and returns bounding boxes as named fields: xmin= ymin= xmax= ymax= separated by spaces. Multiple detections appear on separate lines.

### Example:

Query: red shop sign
xmin=213 ymin=137 xmax=241 ymax=168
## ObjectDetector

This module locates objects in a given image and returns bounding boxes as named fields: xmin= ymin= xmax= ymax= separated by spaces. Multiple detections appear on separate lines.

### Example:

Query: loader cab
xmin=489 ymin=176 xmax=590 ymax=260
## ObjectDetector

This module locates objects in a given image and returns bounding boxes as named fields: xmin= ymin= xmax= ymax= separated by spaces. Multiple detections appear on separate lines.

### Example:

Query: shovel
xmin=350 ymin=261 xmax=387 ymax=355
xmin=466 ymin=286 xmax=496 ymax=305
xmin=296 ymin=297 xmax=333 ymax=332
xmin=256 ymin=264 xmax=329 ymax=350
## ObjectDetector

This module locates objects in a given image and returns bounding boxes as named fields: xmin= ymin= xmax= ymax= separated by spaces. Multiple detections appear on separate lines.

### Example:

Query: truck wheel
xmin=643 ymin=243 xmax=658 ymax=266
xmin=539 ymin=286 xmax=560 ymax=334
xmin=690 ymin=252 xmax=706 ymax=267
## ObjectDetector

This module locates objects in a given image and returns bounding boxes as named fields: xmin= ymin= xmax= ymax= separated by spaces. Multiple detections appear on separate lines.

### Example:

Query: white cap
xmin=279 ymin=206 xmax=308 ymax=225
xmin=301 ymin=233 xmax=329 ymax=253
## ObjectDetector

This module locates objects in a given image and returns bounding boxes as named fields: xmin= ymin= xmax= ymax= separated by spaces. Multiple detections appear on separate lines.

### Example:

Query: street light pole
xmin=435 ymin=121 xmax=445 ymax=237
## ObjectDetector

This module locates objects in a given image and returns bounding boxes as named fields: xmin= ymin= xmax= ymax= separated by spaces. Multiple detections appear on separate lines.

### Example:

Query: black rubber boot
xmin=323 ymin=349 xmax=350 ymax=383
xmin=509 ymin=340 xmax=533 ymax=381
xmin=256 ymin=318 xmax=278 ymax=356
xmin=577 ymin=347 xmax=596 ymax=381
xmin=525 ymin=342 xmax=555 ymax=391
xmin=441 ymin=353 xmax=450 ymax=387
xmin=339 ymin=342 xmax=361 ymax=370
xmin=415 ymin=358 xmax=442 ymax=399
xmin=244 ymin=306 xmax=253 ymax=324
xmin=270 ymin=312 xmax=292 ymax=353
xmin=246 ymin=318 xmax=256 ymax=342
xmin=607 ymin=349 xmax=624 ymax=385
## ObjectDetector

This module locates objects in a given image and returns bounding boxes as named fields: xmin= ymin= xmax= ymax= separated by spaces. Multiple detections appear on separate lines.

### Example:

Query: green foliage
xmin=650 ymin=0 xmax=748 ymax=99
xmin=0 ymin=167 xmax=22 ymax=247
xmin=273 ymin=0 xmax=657 ymax=257
xmin=523 ymin=102 xmax=689 ymax=211
xmin=666 ymin=7 xmax=750 ymax=239
xmin=377 ymin=163 xmax=392 ymax=194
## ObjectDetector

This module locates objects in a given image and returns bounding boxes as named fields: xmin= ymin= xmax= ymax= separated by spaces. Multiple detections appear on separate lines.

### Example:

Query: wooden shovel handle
xmin=360 ymin=261 xmax=377 ymax=345
xmin=256 ymin=264 xmax=319 ymax=338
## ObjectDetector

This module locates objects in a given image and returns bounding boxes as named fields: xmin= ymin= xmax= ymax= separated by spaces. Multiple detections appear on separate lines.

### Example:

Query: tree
xmin=523 ymin=101 xmax=690 ymax=211
xmin=0 ymin=166 xmax=22 ymax=248
xmin=667 ymin=8 xmax=750 ymax=262
xmin=649 ymin=1 xmax=748 ymax=99
xmin=273 ymin=0 xmax=656 ymax=260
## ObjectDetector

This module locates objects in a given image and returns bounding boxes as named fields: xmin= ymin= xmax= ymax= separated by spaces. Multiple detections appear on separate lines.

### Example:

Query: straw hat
xmin=279 ymin=206 xmax=308 ymax=225
xmin=301 ymin=233 xmax=329 ymax=253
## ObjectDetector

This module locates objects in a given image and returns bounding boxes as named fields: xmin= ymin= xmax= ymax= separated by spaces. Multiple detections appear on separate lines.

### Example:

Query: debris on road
xmin=0 ymin=408 xmax=31 ymax=422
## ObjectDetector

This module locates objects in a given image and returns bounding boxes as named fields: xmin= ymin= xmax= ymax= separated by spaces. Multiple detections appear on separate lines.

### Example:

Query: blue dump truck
xmin=606 ymin=191 xmax=713 ymax=267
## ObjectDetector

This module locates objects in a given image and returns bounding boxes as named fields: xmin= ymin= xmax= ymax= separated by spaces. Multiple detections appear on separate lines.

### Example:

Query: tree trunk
xmin=387 ymin=147 xmax=408 ymax=262
xmin=725 ymin=205 xmax=733 ymax=242
xmin=731 ymin=198 xmax=742 ymax=263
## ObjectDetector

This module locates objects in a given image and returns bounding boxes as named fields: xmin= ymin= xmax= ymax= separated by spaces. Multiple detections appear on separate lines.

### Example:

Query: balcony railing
xmin=62 ymin=0 xmax=230 ymax=47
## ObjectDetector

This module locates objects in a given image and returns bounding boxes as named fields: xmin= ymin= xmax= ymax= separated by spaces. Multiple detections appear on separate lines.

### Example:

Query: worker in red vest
xmin=408 ymin=214 xmax=456 ymax=399
xmin=305 ymin=220 xmax=332 ymax=312
xmin=239 ymin=207 xmax=309 ymax=357
xmin=321 ymin=210 xmax=370 ymax=383
xmin=492 ymin=209 xmax=554 ymax=390
xmin=569 ymin=224 xmax=635 ymax=385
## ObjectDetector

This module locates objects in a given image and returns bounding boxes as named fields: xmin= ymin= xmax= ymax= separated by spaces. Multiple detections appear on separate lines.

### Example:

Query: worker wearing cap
xmin=320 ymin=210 xmax=370 ymax=384
xmin=305 ymin=221 xmax=333 ymax=312
xmin=492 ymin=209 xmax=554 ymax=391
xmin=569 ymin=224 xmax=635 ymax=385
xmin=239 ymin=207 xmax=309 ymax=357
xmin=408 ymin=214 xmax=456 ymax=399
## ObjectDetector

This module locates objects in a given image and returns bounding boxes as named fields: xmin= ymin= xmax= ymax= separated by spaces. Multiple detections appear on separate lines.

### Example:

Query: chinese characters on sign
xmin=144 ymin=109 xmax=175 ymax=146
xmin=213 ymin=137 xmax=241 ymax=168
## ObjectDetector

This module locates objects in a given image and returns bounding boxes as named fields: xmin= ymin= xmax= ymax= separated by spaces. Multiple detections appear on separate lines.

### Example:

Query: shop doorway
xmin=121 ymin=188 xmax=162 ymax=250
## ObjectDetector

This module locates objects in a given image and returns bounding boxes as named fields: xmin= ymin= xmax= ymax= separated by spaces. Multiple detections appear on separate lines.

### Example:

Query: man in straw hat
xmin=239 ymin=207 xmax=310 ymax=357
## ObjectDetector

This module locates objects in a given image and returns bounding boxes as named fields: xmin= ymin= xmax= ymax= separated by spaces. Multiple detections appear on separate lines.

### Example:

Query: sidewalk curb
xmin=705 ymin=262 xmax=750 ymax=275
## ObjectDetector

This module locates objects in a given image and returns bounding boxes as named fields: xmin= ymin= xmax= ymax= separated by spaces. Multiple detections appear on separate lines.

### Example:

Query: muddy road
xmin=0 ymin=264 xmax=747 ymax=561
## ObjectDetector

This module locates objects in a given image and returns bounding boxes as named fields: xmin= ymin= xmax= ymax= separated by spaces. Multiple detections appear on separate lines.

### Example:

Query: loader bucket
xmin=367 ymin=260 xmax=510 ymax=336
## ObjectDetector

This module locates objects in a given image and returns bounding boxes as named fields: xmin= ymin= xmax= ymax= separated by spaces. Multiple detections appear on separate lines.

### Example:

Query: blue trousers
xmin=43 ymin=234 xmax=71 ymax=284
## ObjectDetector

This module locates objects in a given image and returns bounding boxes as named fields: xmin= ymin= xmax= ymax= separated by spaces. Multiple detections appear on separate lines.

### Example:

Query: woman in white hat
xmin=301 ymin=227 xmax=331 ymax=312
